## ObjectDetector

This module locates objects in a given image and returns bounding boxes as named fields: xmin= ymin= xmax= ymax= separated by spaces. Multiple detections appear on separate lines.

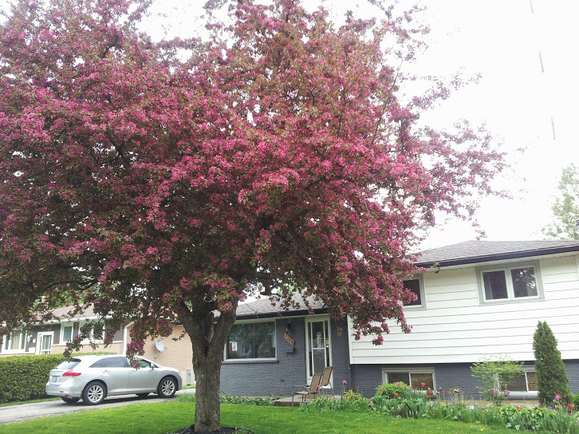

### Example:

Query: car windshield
xmin=57 ymin=359 xmax=81 ymax=370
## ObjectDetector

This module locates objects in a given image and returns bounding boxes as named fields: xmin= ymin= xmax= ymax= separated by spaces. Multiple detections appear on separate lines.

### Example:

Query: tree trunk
xmin=179 ymin=299 xmax=238 ymax=433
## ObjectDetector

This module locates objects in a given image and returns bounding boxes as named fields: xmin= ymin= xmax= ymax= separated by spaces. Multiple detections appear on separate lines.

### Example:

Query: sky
xmin=147 ymin=0 xmax=578 ymax=249
xmin=409 ymin=0 xmax=579 ymax=248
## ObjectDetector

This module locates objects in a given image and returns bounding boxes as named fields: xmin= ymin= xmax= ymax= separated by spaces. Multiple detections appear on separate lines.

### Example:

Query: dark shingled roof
xmin=236 ymin=296 xmax=326 ymax=319
xmin=416 ymin=240 xmax=579 ymax=268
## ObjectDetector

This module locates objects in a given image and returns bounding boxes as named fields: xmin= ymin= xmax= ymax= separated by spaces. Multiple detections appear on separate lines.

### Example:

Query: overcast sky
xmin=148 ymin=0 xmax=578 ymax=248
xmin=411 ymin=0 xmax=579 ymax=248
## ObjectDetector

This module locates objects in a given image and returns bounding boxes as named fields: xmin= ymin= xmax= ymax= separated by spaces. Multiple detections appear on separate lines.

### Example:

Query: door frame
xmin=304 ymin=316 xmax=332 ymax=383
xmin=36 ymin=332 xmax=54 ymax=355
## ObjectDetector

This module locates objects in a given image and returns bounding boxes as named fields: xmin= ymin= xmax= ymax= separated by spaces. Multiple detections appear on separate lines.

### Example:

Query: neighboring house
xmin=221 ymin=240 xmax=579 ymax=400
xmin=135 ymin=325 xmax=195 ymax=385
xmin=0 ymin=305 xmax=125 ymax=357
xmin=0 ymin=305 xmax=196 ymax=385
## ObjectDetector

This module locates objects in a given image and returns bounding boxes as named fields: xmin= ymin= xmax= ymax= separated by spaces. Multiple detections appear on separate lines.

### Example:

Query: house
xmin=0 ymin=305 xmax=197 ymax=384
xmin=221 ymin=240 xmax=579 ymax=399
xmin=5 ymin=239 xmax=579 ymax=398
xmin=0 ymin=305 xmax=126 ymax=357
xmin=220 ymin=296 xmax=349 ymax=397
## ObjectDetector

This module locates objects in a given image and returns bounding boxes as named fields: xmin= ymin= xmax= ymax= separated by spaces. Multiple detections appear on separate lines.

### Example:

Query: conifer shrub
xmin=533 ymin=321 xmax=570 ymax=405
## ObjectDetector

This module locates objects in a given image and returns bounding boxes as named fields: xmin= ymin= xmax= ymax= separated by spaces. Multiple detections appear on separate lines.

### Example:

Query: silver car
xmin=46 ymin=354 xmax=182 ymax=405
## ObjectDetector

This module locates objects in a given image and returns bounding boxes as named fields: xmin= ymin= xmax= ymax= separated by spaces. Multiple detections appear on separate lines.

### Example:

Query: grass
xmin=0 ymin=401 xmax=524 ymax=434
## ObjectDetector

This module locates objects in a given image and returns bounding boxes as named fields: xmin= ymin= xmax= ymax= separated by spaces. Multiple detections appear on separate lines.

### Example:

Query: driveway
xmin=0 ymin=390 xmax=194 ymax=425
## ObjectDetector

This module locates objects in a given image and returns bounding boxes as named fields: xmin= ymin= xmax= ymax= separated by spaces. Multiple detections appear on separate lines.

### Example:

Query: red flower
xmin=570 ymin=404 xmax=575 ymax=410
xmin=393 ymin=393 xmax=397 ymax=398
xmin=427 ymin=391 xmax=433 ymax=396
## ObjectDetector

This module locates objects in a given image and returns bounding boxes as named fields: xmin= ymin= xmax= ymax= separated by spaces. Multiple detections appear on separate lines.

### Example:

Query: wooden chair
xmin=292 ymin=372 xmax=323 ymax=403
xmin=319 ymin=365 xmax=334 ymax=396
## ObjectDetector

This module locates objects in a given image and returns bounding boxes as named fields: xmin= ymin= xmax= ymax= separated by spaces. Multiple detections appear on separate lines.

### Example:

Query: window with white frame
xmin=403 ymin=278 xmax=425 ymax=308
xmin=78 ymin=321 xmax=106 ymax=344
xmin=477 ymin=262 xmax=542 ymax=302
xmin=382 ymin=368 xmax=435 ymax=390
xmin=2 ymin=330 xmax=27 ymax=352
xmin=61 ymin=324 xmax=74 ymax=343
xmin=509 ymin=370 xmax=538 ymax=393
xmin=226 ymin=321 xmax=276 ymax=360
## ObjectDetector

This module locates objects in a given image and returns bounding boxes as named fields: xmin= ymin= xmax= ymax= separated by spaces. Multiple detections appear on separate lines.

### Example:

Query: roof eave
xmin=416 ymin=246 xmax=579 ymax=268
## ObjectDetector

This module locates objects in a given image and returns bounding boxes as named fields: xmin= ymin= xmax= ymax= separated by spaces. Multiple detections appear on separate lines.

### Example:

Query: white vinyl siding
xmin=349 ymin=253 xmax=579 ymax=365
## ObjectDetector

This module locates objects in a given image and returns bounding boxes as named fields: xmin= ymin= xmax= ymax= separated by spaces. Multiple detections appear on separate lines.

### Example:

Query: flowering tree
xmin=0 ymin=0 xmax=504 ymax=430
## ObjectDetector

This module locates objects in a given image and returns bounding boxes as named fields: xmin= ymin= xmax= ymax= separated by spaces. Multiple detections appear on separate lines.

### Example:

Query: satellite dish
xmin=154 ymin=339 xmax=168 ymax=359
xmin=155 ymin=339 xmax=166 ymax=352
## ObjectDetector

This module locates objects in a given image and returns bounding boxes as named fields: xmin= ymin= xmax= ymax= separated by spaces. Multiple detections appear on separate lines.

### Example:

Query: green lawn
xmin=0 ymin=402 xmax=525 ymax=434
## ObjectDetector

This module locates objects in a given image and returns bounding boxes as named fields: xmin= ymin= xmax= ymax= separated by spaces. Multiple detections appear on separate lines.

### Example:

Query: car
xmin=46 ymin=354 xmax=183 ymax=405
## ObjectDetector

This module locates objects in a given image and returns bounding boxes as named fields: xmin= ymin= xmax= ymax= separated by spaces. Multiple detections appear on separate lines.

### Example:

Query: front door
xmin=36 ymin=332 xmax=53 ymax=355
xmin=305 ymin=318 xmax=332 ymax=380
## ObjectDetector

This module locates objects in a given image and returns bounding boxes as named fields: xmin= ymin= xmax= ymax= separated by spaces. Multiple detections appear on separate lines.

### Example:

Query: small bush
xmin=374 ymin=381 xmax=411 ymax=399
xmin=470 ymin=356 xmax=523 ymax=404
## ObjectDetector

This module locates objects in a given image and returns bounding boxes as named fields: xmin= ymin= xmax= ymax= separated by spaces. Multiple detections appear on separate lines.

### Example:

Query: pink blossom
xmin=555 ymin=393 xmax=562 ymax=400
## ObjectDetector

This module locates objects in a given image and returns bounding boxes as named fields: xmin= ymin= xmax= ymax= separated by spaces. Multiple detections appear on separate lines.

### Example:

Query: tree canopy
xmin=543 ymin=163 xmax=579 ymax=240
xmin=0 ymin=0 xmax=504 ymax=430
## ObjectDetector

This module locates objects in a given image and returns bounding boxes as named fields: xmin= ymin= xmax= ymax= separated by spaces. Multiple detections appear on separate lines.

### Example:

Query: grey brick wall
xmin=351 ymin=360 xmax=579 ymax=400
xmin=220 ymin=317 xmax=350 ymax=397
xmin=221 ymin=317 xmax=307 ymax=396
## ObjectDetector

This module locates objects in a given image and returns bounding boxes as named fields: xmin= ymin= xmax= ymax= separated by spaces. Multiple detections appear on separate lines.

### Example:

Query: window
xmin=382 ymin=369 xmax=435 ymax=390
xmin=79 ymin=321 xmax=105 ymax=344
xmin=509 ymin=371 xmax=538 ymax=392
xmin=61 ymin=324 xmax=74 ymax=343
xmin=477 ymin=262 xmax=542 ymax=303
xmin=2 ymin=330 xmax=27 ymax=352
xmin=91 ymin=357 xmax=129 ymax=368
xmin=403 ymin=278 xmax=425 ymax=308
xmin=226 ymin=322 xmax=276 ymax=360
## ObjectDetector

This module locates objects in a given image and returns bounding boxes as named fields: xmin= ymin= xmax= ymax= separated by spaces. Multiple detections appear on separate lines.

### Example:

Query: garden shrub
xmin=470 ymin=356 xmax=523 ymax=404
xmin=371 ymin=382 xmax=427 ymax=418
xmin=0 ymin=354 xmax=64 ymax=403
xmin=374 ymin=381 xmax=411 ymax=399
xmin=533 ymin=321 xmax=571 ymax=405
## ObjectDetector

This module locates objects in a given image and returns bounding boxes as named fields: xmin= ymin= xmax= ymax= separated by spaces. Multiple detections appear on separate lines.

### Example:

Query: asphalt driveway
xmin=0 ymin=389 xmax=194 ymax=425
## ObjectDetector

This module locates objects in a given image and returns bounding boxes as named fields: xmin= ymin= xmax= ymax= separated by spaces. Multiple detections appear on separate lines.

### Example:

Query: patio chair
xmin=319 ymin=365 xmax=334 ymax=397
xmin=292 ymin=372 xmax=323 ymax=404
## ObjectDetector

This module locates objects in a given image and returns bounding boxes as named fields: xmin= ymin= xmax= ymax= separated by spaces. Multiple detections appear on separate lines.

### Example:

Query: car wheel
xmin=136 ymin=393 xmax=149 ymax=398
xmin=157 ymin=376 xmax=177 ymax=398
xmin=82 ymin=381 xmax=106 ymax=405
xmin=61 ymin=396 xmax=80 ymax=404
